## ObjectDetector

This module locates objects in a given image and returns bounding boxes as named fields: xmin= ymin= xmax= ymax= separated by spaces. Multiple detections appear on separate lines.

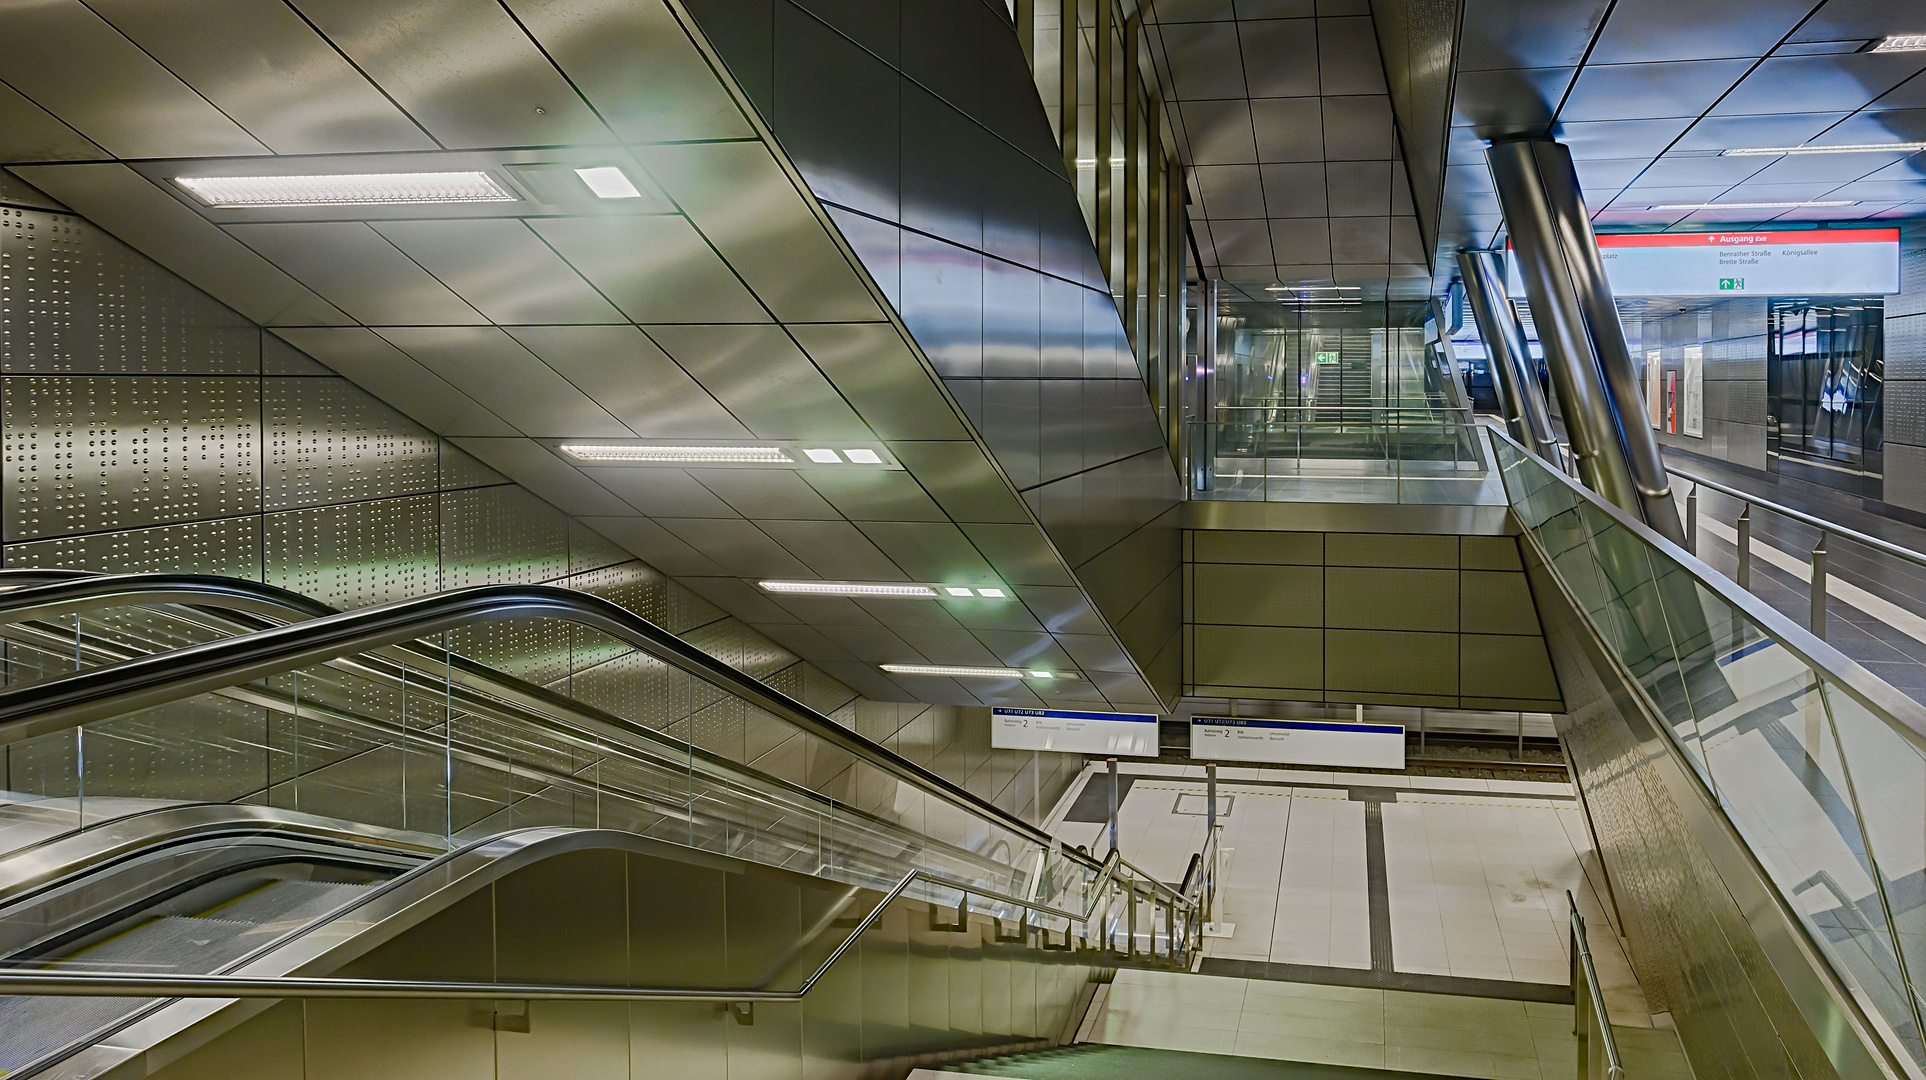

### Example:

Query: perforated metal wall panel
xmin=0 ymin=208 xmax=259 ymax=375
xmin=263 ymin=494 xmax=438 ymax=609
xmin=438 ymin=485 xmax=569 ymax=588
xmin=568 ymin=518 xmax=631 ymax=575
xmin=437 ymin=438 xmax=508 ymax=490
xmin=5 ymin=515 xmax=263 ymax=578
xmin=3 ymin=375 xmax=261 ymax=540
xmin=263 ymin=377 xmax=438 ymax=511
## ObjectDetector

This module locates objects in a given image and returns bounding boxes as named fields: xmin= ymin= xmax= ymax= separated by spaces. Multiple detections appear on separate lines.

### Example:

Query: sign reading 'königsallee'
xmin=990 ymin=708 xmax=1159 ymax=757
xmin=1508 ymin=228 xmax=1900 ymax=297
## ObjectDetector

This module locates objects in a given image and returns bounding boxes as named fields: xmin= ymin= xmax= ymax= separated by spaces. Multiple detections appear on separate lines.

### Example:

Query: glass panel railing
xmin=1187 ymin=410 xmax=1505 ymax=505
xmin=1488 ymin=428 xmax=1926 ymax=1069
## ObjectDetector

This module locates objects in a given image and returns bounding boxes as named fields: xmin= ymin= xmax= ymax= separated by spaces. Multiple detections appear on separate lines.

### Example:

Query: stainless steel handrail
xmin=0 ymin=579 xmax=1106 ymax=878
xmin=1569 ymin=893 xmax=1624 ymax=1080
xmin=0 ymin=854 xmax=1192 ymax=1000
xmin=1667 ymin=467 xmax=1926 ymax=569
xmin=1485 ymin=424 xmax=1926 ymax=750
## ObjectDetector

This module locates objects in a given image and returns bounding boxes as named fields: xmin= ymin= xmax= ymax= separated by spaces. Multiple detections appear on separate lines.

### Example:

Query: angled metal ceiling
xmin=1141 ymin=0 xmax=1435 ymax=300
xmin=1437 ymin=0 xmax=1926 ymax=290
xmin=0 ymin=0 xmax=1164 ymax=712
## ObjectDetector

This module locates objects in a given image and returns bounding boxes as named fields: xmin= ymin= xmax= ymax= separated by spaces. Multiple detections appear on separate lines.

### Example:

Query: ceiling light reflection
xmin=175 ymin=172 xmax=515 ymax=207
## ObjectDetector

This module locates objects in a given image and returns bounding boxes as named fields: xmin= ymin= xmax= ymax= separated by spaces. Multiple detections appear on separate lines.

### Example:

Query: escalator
xmin=0 ymin=572 xmax=1208 ymax=1080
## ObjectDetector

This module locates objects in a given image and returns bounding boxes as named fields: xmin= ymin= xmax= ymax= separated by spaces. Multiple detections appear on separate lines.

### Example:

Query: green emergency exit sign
xmin=1719 ymin=277 xmax=1746 ymax=291
xmin=1314 ymin=351 xmax=1338 ymax=365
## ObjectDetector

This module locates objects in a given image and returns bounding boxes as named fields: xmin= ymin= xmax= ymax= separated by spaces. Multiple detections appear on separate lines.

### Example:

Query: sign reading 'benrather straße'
xmin=990 ymin=707 xmax=1158 ymax=757
xmin=1509 ymin=228 xmax=1899 ymax=297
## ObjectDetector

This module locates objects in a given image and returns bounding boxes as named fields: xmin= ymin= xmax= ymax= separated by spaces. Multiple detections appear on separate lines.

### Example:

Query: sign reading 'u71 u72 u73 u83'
xmin=990 ymin=708 xmax=1159 ymax=757
xmin=1190 ymin=717 xmax=1406 ymax=769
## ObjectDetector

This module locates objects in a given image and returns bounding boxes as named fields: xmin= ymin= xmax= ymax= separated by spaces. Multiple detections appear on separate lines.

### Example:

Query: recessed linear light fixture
xmin=175 ymin=171 xmax=516 ymax=207
xmin=1265 ymin=284 xmax=1361 ymax=291
xmin=1651 ymin=200 xmax=1858 ymax=210
xmin=880 ymin=664 xmax=1073 ymax=681
xmin=759 ymin=580 xmax=1012 ymax=599
xmin=556 ymin=442 xmax=897 ymax=468
xmin=575 ymin=166 xmax=643 ymax=199
xmin=561 ymin=444 xmax=794 ymax=464
xmin=1872 ymin=34 xmax=1926 ymax=52
xmin=1722 ymin=142 xmax=1926 ymax=156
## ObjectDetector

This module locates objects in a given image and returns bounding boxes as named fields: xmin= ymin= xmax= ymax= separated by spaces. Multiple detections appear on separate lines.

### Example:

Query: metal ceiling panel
xmin=1246 ymin=96 xmax=1326 ymax=164
xmin=290 ymin=0 xmax=614 ymax=149
xmin=573 ymin=515 xmax=727 ymax=577
xmin=526 ymin=215 xmax=769 ymax=324
xmin=1156 ymin=20 xmax=1250 ymax=99
xmin=1558 ymin=60 xmax=1753 ymax=122
xmin=1743 ymin=151 xmax=1915 ymax=184
xmin=1671 ymin=112 xmax=1853 ymax=152
xmin=890 ymin=627 xmax=1006 ymax=668
xmin=886 ymin=443 xmax=1031 ymax=524
xmin=1318 ymin=17 xmax=1389 ymax=95
xmin=1054 ymin=633 xmax=1135 ymax=672
xmin=270 ymin=327 xmax=515 ymax=437
xmin=0 ymin=1 xmax=266 ymax=158
xmin=637 ymin=140 xmax=883 ymax=323
xmin=87 ymin=0 xmax=434 ymax=154
xmin=1175 ymin=99 xmax=1259 ymax=164
xmin=1635 ymin=155 xmax=1772 ymax=187
xmin=810 ymin=623 xmax=923 ymax=665
xmin=373 ymin=326 xmax=631 ymax=437
xmin=1825 ymin=109 xmax=1926 ymax=143
xmin=1456 ymin=0 xmax=1609 ymax=72
xmin=448 ymin=438 xmax=635 ymax=517
xmin=687 ymin=470 xmax=844 ymax=521
xmin=854 ymin=521 xmax=997 ymax=582
xmin=1194 ymin=164 xmax=1269 ymax=218
xmin=1011 ymin=584 xmax=1106 ymax=633
xmin=504 ymin=0 xmax=755 ymax=142
xmin=1555 ymin=117 xmax=1698 ymax=158
xmin=755 ymin=519 xmax=911 ymax=580
xmin=656 ymin=518 xmax=813 ymax=578
xmin=0 ymin=83 xmax=103 ymax=161
xmin=1452 ymin=68 xmax=1570 ymax=134
xmin=1146 ymin=0 xmax=1240 ymax=23
xmin=1260 ymin=163 xmax=1329 ymax=216
xmin=1788 ymin=0 xmax=1902 ymax=43
xmin=972 ymin=631 xmax=1074 ymax=670
xmin=1239 ymin=20 xmax=1321 ymax=98
xmin=1321 ymin=96 xmax=1397 ymax=159
xmin=371 ymin=219 xmax=624 ymax=325
xmin=225 ymin=221 xmax=486 ymax=326
xmin=1205 ymin=219 xmax=1276 ymax=265
xmin=672 ymin=577 xmax=799 ymax=626
xmin=1269 ymin=217 xmax=1334 ymax=263
xmin=1713 ymin=54 xmax=1926 ymax=116
xmin=1587 ymin=0 xmax=1812 ymax=64
xmin=757 ymin=593 xmax=882 ymax=629
xmin=644 ymin=323 xmax=869 ymax=440
xmin=786 ymin=324 xmax=971 ymax=442
xmin=801 ymin=470 xmax=948 ymax=523
xmin=1328 ymin=161 xmax=1394 ymax=216
xmin=577 ymin=467 xmax=737 ymax=518
xmin=9 ymin=164 xmax=350 ymax=327
xmin=504 ymin=325 xmax=748 ymax=438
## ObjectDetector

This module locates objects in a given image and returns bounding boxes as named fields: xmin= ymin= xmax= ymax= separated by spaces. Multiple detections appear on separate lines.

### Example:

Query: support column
xmin=1459 ymin=249 xmax=1560 ymax=465
xmin=1189 ymin=279 xmax=1218 ymax=491
xmin=1166 ymin=156 xmax=1186 ymax=458
xmin=1123 ymin=13 xmax=1143 ymax=354
xmin=1059 ymin=0 xmax=1078 ymax=182
xmin=1487 ymin=138 xmax=1683 ymax=543
xmin=1094 ymin=0 xmax=1112 ymax=282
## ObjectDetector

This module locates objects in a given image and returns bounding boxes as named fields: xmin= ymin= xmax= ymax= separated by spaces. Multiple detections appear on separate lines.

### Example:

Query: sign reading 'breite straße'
xmin=1508 ymin=228 xmax=1899 ymax=297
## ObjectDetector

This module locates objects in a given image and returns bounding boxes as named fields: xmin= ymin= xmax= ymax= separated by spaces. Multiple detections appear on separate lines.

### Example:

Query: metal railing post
xmin=1107 ymin=756 xmax=1120 ymax=855
xmin=1737 ymin=506 xmax=1752 ymax=590
xmin=1813 ymin=532 xmax=1829 ymax=640
xmin=1686 ymin=483 xmax=1698 ymax=555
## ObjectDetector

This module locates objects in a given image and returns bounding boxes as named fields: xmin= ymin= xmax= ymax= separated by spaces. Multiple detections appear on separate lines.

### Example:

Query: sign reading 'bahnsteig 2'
xmin=1189 ymin=717 xmax=1406 ymax=769
xmin=990 ymin=708 xmax=1158 ymax=757
xmin=1509 ymin=228 xmax=1899 ymax=297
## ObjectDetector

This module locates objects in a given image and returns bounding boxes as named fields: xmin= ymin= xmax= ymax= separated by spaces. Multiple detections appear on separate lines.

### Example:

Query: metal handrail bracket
xmin=1569 ymin=892 xmax=1625 ymax=1080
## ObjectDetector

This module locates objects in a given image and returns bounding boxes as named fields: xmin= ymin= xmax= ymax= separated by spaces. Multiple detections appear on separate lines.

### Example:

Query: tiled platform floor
xmin=1081 ymin=969 xmax=1692 ymax=1080
xmin=1048 ymin=763 xmax=1652 ymax=1025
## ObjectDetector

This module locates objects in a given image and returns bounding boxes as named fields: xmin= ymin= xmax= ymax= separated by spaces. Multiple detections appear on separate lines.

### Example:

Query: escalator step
xmin=203 ymin=880 xmax=376 ymax=929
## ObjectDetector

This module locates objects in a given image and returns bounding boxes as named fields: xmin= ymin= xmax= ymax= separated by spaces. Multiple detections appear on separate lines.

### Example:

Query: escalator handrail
xmin=0 ymin=572 xmax=337 ymax=624
xmin=0 ymin=579 xmax=1116 ymax=882
xmin=0 ymin=859 xmax=1183 ymax=1001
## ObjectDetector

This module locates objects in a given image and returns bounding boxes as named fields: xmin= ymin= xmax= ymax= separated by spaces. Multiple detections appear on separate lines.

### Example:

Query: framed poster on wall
xmin=1666 ymin=371 xmax=1677 ymax=433
xmin=1683 ymin=345 xmax=1704 ymax=438
xmin=1645 ymin=350 xmax=1662 ymax=429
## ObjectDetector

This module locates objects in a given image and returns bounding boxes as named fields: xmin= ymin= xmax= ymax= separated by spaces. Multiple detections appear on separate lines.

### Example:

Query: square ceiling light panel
xmin=175 ymin=172 xmax=517 ymax=207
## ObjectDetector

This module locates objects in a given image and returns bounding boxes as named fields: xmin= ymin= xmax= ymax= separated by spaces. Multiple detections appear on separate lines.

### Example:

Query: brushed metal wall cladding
xmin=3 ymin=514 xmax=262 ymax=578
xmin=262 ymin=377 xmax=438 ymax=511
xmin=2 ymin=375 xmax=261 ymax=541
xmin=1526 ymin=545 xmax=1860 ymax=1080
xmin=1888 ymin=315 xmax=1926 ymax=381
xmin=1885 ymin=380 xmax=1926 ymax=447
xmin=0 ymin=208 xmax=259 ymax=375
xmin=437 ymin=485 xmax=569 ymax=589
xmin=1883 ymin=443 xmax=1926 ymax=513
xmin=263 ymin=494 xmax=438 ymax=610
